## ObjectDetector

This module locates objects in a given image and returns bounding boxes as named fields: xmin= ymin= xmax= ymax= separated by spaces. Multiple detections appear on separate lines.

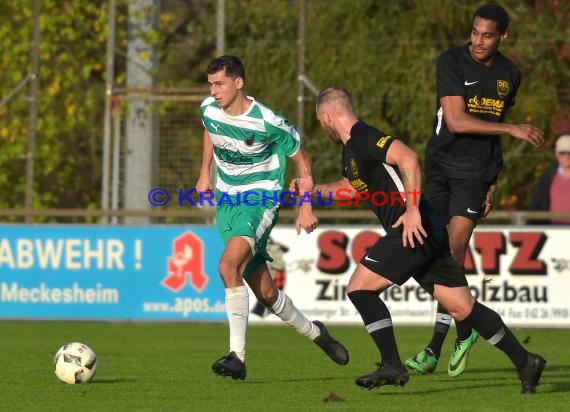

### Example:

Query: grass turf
xmin=0 ymin=321 xmax=568 ymax=411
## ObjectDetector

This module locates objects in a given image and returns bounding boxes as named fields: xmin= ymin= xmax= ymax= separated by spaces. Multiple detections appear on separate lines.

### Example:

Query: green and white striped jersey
xmin=200 ymin=96 xmax=301 ymax=196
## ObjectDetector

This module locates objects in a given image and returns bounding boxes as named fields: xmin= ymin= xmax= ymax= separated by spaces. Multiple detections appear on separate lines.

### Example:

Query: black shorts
xmin=361 ymin=228 xmax=467 ymax=293
xmin=424 ymin=175 xmax=491 ymax=223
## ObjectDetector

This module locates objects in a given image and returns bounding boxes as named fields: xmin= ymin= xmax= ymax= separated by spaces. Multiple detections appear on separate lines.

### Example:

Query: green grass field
xmin=1 ymin=321 xmax=568 ymax=411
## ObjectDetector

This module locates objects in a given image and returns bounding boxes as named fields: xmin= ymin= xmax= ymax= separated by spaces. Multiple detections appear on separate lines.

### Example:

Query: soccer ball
xmin=53 ymin=342 xmax=98 ymax=384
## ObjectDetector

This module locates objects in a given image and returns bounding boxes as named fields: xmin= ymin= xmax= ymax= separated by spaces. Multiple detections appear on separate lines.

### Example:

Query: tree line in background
xmin=0 ymin=0 xmax=568 ymax=220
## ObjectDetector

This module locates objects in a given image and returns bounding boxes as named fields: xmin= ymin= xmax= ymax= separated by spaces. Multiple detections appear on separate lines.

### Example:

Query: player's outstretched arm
xmin=290 ymin=146 xmax=318 ymax=235
xmin=289 ymin=177 xmax=355 ymax=201
xmin=314 ymin=178 xmax=356 ymax=200
xmin=441 ymin=96 xmax=544 ymax=148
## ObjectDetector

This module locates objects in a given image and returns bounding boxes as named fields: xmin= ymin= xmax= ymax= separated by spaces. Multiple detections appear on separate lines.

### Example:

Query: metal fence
xmin=103 ymin=87 xmax=211 ymax=224
xmin=3 ymin=84 xmax=570 ymax=225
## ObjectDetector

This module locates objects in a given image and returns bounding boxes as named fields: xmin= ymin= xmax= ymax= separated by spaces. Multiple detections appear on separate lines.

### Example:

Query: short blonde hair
xmin=316 ymin=86 xmax=355 ymax=114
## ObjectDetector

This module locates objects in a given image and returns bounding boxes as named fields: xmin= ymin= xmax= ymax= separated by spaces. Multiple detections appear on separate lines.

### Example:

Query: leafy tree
xmin=0 ymin=0 xmax=121 ymax=220
xmin=1 ymin=0 xmax=567 ymax=221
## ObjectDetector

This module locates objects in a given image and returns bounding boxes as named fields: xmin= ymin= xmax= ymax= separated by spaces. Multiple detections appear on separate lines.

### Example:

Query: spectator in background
xmin=528 ymin=134 xmax=570 ymax=224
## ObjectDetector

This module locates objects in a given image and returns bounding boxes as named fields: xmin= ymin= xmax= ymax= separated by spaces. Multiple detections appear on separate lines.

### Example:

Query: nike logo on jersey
xmin=464 ymin=81 xmax=479 ymax=86
xmin=364 ymin=255 xmax=379 ymax=263
xmin=467 ymin=208 xmax=479 ymax=214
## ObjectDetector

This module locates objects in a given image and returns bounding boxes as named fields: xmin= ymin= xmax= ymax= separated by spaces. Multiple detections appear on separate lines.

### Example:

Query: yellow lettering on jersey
xmin=481 ymin=98 xmax=504 ymax=109
xmin=467 ymin=94 xmax=505 ymax=117
xmin=350 ymin=159 xmax=359 ymax=177
xmin=350 ymin=179 xmax=367 ymax=192
xmin=376 ymin=135 xmax=392 ymax=149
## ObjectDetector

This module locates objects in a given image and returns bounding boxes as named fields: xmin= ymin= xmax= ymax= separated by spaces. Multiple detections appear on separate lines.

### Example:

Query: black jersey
xmin=425 ymin=43 xmax=521 ymax=182
xmin=343 ymin=121 xmax=443 ymax=235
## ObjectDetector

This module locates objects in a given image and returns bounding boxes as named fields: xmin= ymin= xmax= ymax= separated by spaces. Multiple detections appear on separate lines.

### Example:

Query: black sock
xmin=455 ymin=320 xmax=473 ymax=341
xmin=463 ymin=301 xmax=528 ymax=370
xmin=348 ymin=290 xmax=401 ymax=366
xmin=427 ymin=302 xmax=452 ymax=357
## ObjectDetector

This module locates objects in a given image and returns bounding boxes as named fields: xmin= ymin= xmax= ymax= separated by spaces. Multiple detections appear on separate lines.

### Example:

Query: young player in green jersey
xmin=197 ymin=55 xmax=348 ymax=380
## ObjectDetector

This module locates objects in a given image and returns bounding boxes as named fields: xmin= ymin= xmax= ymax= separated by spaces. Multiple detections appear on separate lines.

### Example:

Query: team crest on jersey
xmin=350 ymin=158 xmax=359 ymax=178
xmin=376 ymin=135 xmax=392 ymax=149
xmin=497 ymin=80 xmax=509 ymax=98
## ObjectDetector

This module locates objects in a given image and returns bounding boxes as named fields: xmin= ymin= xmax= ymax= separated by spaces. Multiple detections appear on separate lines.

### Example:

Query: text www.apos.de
xmin=142 ymin=297 xmax=225 ymax=318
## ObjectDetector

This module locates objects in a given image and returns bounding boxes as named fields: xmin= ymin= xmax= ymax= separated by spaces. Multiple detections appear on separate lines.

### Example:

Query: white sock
xmin=225 ymin=286 xmax=249 ymax=362
xmin=270 ymin=289 xmax=319 ymax=340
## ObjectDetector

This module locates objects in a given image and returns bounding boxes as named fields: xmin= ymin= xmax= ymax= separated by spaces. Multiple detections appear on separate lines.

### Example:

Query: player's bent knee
xmin=446 ymin=300 xmax=475 ymax=321
xmin=448 ymin=309 xmax=469 ymax=322
xmin=218 ymin=260 xmax=243 ymax=283
xmin=256 ymin=289 xmax=278 ymax=307
xmin=346 ymin=265 xmax=392 ymax=293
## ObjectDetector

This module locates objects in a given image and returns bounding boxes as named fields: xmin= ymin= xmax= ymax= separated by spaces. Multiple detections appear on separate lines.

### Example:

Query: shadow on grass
xmin=374 ymin=363 xmax=570 ymax=395
xmin=90 ymin=378 xmax=137 ymax=384
xmin=429 ymin=362 xmax=569 ymax=380
xmin=414 ymin=360 xmax=570 ymax=375
xmin=242 ymin=363 xmax=570 ymax=395
xmin=360 ymin=380 xmax=569 ymax=396
xmin=236 ymin=376 xmax=348 ymax=385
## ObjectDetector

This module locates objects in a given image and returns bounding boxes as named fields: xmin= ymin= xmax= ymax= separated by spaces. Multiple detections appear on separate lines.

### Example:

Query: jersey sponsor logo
xmin=226 ymin=151 xmax=253 ymax=165
xmin=468 ymin=95 xmax=505 ymax=109
xmin=467 ymin=95 xmax=505 ymax=117
xmin=497 ymin=80 xmax=510 ymax=98
xmin=464 ymin=80 xmax=479 ymax=86
xmin=376 ymin=135 xmax=392 ymax=148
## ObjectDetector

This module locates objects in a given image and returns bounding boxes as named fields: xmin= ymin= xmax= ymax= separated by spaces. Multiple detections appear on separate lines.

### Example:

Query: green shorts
xmin=216 ymin=198 xmax=279 ymax=278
